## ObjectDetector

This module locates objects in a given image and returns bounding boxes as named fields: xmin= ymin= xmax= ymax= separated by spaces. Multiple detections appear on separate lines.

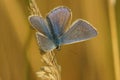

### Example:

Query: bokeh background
xmin=0 ymin=0 xmax=120 ymax=80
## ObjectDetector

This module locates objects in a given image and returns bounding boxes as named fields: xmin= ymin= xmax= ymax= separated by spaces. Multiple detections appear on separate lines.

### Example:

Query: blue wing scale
xmin=60 ymin=19 xmax=98 ymax=45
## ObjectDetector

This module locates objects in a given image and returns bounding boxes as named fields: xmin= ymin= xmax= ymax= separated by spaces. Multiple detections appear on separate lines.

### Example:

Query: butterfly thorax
xmin=50 ymin=30 xmax=61 ymax=49
xmin=46 ymin=17 xmax=61 ymax=49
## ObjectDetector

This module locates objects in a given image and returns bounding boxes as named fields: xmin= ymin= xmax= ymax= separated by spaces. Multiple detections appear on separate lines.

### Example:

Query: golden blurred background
xmin=0 ymin=0 xmax=119 ymax=80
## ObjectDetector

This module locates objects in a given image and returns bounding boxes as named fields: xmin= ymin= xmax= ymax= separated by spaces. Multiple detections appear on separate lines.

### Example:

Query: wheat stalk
xmin=29 ymin=0 xmax=61 ymax=80
xmin=29 ymin=0 xmax=41 ymax=16
xmin=36 ymin=51 xmax=61 ymax=80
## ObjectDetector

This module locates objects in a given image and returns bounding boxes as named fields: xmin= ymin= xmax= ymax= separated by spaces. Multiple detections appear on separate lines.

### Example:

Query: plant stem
xmin=37 ymin=51 xmax=61 ymax=80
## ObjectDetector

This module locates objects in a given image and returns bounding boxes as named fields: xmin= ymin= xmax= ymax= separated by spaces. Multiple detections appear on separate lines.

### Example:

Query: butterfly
xmin=28 ymin=6 xmax=98 ymax=52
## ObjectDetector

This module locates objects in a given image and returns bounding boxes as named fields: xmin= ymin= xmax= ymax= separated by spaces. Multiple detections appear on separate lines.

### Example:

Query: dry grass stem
xmin=29 ymin=0 xmax=61 ymax=80
xmin=29 ymin=0 xmax=41 ymax=16
xmin=36 ymin=51 xmax=61 ymax=80
xmin=108 ymin=0 xmax=120 ymax=80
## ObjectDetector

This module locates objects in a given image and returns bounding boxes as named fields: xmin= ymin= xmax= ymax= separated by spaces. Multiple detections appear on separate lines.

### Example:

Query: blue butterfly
xmin=28 ymin=6 xmax=98 ymax=52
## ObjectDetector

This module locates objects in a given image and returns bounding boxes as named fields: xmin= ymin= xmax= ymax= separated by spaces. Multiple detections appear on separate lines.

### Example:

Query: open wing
xmin=36 ymin=32 xmax=56 ymax=52
xmin=60 ymin=19 xmax=98 ymax=45
xmin=46 ymin=6 xmax=71 ymax=37
xmin=29 ymin=15 xmax=51 ymax=38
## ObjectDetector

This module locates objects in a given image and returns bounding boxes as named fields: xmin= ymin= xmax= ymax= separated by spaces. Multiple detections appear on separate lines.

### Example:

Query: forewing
xmin=29 ymin=15 xmax=51 ymax=37
xmin=36 ymin=32 xmax=56 ymax=52
xmin=46 ymin=6 xmax=71 ymax=37
xmin=60 ymin=19 xmax=98 ymax=45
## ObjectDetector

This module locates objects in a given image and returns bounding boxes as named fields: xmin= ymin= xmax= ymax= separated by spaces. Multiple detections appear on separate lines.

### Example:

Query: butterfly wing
xmin=29 ymin=15 xmax=52 ymax=38
xmin=46 ymin=6 xmax=71 ymax=37
xmin=36 ymin=32 xmax=56 ymax=52
xmin=60 ymin=19 xmax=98 ymax=45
